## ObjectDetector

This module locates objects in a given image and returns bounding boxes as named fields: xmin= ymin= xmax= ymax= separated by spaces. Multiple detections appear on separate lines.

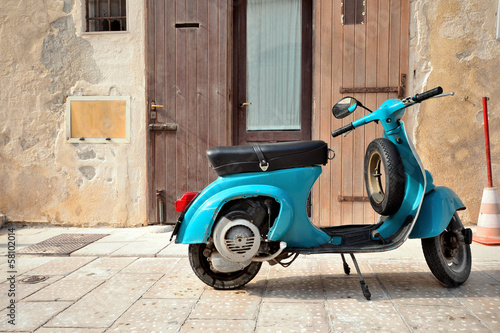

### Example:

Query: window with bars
xmin=86 ymin=0 xmax=127 ymax=32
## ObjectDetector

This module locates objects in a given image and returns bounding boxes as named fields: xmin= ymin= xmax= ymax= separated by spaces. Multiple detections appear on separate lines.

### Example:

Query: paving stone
xmin=377 ymin=273 xmax=460 ymax=306
xmin=190 ymin=285 xmax=265 ymax=320
xmin=0 ymin=301 xmax=72 ymax=332
xmin=13 ymin=257 xmax=57 ymax=275
xmin=143 ymin=259 xmax=207 ymax=299
xmin=108 ymin=298 xmax=196 ymax=332
xmin=109 ymin=234 xmax=172 ymax=257
xmin=24 ymin=257 xmax=96 ymax=276
xmin=256 ymin=302 xmax=329 ymax=333
xmin=324 ymin=277 xmax=388 ymax=301
xmin=449 ymin=271 xmax=500 ymax=331
xmin=157 ymin=242 xmax=189 ymax=257
xmin=64 ymin=257 xmax=137 ymax=279
xmin=24 ymin=277 xmax=105 ymax=302
xmin=35 ymin=328 xmax=105 ymax=333
xmin=0 ymin=275 xmax=64 ymax=307
xmin=71 ymin=232 xmax=144 ymax=256
xmin=266 ymin=258 xmax=324 ymax=302
xmin=327 ymin=299 xmax=407 ymax=332
xmin=180 ymin=319 xmax=255 ymax=332
xmin=368 ymin=259 xmax=428 ymax=274
xmin=473 ymin=262 xmax=500 ymax=282
xmin=119 ymin=257 xmax=179 ymax=274
xmin=397 ymin=304 xmax=490 ymax=332
xmin=46 ymin=273 xmax=162 ymax=328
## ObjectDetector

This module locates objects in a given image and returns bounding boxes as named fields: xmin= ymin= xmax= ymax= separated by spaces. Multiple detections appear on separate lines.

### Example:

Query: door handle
xmin=150 ymin=102 xmax=164 ymax=120
xmin=239 ymin=102 xmax=252 ymax=107
xmin=151 ymin=103 xmax=164 ymax=109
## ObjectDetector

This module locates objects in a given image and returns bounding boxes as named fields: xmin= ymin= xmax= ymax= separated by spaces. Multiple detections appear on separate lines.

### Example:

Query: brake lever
xmin=432 ymin=92 xmax=455 ymax=98
xmin=343 ymin=130 xmax=353 ymax=137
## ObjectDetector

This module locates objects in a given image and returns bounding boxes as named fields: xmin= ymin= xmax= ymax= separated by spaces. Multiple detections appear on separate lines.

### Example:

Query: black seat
xmin=207 ymin=140 xmax=328 ymax=176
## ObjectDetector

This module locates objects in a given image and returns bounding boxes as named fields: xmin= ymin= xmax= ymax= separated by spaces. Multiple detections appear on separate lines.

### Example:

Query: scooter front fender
xmin=176 ymin=185 xmax=294 ymax=244
xmin=409 ymin=186 xmax=466 ymax=239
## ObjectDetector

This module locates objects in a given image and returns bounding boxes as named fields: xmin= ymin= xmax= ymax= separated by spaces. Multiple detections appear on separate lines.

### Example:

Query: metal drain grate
xmin=17 ymin=233 xmax=109 ymax=256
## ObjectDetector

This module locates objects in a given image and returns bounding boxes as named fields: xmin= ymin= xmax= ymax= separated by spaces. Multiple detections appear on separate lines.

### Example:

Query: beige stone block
xmin=46 ymin=273 xmax=162 ymax=328
xmin=71 ymin=232 xmax=144 ymax=256
xmin=119 ymin=257 xmax=179 ymax=274
xmin=398 ymin=304 xmax=489 ymax=332
xmin=24 ymin=277 xmax=105 ymax=302
xmin=180 ymin=319 xmax=255 ymax=333
xmin=256 ymin=302 xmax=329 ymax=333
xmin=190 ymin=286 xmax=264 ymax=320
xmin=143 ymin=259 xmax=206 ymax=299
xmin=326 ymin=299 xmax=407 ymax=332
xmin=109 ymin=299 xmax=197 ymax=332
xmin=109 ymin=234 xmax=172 ymax=257
xmin=0 ymin=301 xmax=72 ymax=332
xmin=25 ymin=257 xmax=96 ymax=276
xmin=65 ymin=257 xmax=137 ymax=279
xmin=0 ymin=275 xmax=64 ymax=305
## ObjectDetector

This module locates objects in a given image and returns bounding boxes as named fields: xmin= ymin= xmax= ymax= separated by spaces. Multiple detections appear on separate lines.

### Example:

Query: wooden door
xmin=233 ymin=0 xmax=313 ymax=145
xmin=312 ymin=0 xmax=409 ymax=227
xmin=146 ymin=0 xmax=231 ymax=224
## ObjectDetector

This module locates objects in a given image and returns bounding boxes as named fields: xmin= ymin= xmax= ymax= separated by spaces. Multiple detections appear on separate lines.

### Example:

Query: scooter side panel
xmin=409 ymin=186 xmax=466 ymax=239
xmin=176 ymin=185 xmax=294 ymax=244
xmin=175 ymin=167 xmax=331 ymax=247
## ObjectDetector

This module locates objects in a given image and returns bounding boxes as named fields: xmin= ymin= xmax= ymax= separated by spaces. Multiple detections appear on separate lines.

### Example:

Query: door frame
xmin=232 ymin=0 xmax=313 ymax=144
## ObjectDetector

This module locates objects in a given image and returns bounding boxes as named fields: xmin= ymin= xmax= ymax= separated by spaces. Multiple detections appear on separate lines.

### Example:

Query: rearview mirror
xmin=332 ymin=97 xmax=358 ymax=119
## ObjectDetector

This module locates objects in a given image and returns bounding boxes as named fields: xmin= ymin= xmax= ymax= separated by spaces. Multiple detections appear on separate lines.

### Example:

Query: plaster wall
xmin=409 ymin=0 xmax=500 ymax=224
xmin=0 ymin=0 xmax=147 ymax=226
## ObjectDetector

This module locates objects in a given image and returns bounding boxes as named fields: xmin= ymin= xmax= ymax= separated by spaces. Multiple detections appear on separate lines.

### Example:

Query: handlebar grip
xmin=331 ymin=123 xmax=354 ymax=138
xmin=412 ymin=86 xmax=443 ymax=103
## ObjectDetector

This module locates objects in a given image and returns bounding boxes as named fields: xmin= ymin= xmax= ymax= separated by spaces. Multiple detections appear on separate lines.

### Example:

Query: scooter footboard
xmin=409 ymin=186 xmax=466 ymax=239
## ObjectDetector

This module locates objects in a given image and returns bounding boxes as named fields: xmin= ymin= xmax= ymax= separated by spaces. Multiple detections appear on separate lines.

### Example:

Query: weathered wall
xmin=0 ymin=0 xmax=147 ymax=226
xmin=409 ymin=0 xmax=500 ymax=224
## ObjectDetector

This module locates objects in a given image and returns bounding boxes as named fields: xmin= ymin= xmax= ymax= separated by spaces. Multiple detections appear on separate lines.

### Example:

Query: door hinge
xmin=149 ymin=123 xmax=178 ymax=131
xmin=338 ymin=195 xmax=370 ymax=202
xmin=340 ymin=74 xmax=407 ymax=99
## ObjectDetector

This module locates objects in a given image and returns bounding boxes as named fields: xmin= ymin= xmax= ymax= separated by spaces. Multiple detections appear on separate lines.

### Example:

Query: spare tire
xmin=364 ymin=138 xmax=405 ymax=215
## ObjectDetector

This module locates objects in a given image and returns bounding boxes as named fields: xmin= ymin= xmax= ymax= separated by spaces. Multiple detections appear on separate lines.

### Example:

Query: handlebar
xmin=412 ymin=86 xmax=443 ymax=103
xmin=331 ymin=86 xmax=446 ymax=139
xmin=331 ymin=123 xmax=354 ymax=138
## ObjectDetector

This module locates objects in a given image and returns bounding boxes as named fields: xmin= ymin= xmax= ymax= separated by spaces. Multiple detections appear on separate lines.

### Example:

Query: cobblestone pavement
xmin=0 ymin=225 xmax=499 ymax=332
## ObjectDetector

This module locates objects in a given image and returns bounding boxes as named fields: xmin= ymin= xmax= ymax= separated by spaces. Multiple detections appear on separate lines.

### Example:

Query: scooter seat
xmin=207 ymin=140 xmax=328 ymax=176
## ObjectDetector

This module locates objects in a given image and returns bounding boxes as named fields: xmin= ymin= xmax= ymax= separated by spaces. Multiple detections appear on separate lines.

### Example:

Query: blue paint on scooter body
xmin=176 ymin=167 xmax=330 ymax=248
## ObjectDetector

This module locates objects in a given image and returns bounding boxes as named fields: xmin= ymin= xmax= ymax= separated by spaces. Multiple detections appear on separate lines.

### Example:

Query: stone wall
xmin=1 ymin=0 xmax=497 ymax=226
xmin=409 ymin=0 xmax=500 ymax=224
xmin=0 ymin=0 xmax=147 ymax=226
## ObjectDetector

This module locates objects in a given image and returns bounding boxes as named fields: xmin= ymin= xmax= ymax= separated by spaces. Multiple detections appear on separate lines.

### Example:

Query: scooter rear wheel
xmin=188 ymin=243 xmax=262 ymax=290
xmin=421 ymin=213 xmax=472 ymax=287
xmin=364 ymin=138 xmax=406 ymax=215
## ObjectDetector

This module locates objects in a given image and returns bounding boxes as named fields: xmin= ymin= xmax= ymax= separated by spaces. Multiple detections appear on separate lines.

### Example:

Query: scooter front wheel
xmin=188 ymin=243 xmax=262 ymax=290
xmin=421 ymin=213 xmax=471 ymax=287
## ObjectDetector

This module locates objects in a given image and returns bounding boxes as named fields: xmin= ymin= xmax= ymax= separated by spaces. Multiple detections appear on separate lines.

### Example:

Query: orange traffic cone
xmin=474 ymin=187 xmax=500 ymax=245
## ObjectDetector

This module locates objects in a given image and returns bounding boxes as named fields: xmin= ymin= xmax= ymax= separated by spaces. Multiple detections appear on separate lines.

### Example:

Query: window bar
xmin=86 ymin=0 xmax=89 ymax=31
xmin=108 ymin=0 xmax=112 ymax=31
xmin=119 ymin=0 xmax=122 ymax=30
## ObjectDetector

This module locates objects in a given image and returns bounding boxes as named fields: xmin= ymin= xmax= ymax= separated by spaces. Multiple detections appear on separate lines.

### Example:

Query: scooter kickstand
xmin=349 ymin=253 xmax=371 ymax=300
xmin=340 ymin=254 xmax=351 ymax=275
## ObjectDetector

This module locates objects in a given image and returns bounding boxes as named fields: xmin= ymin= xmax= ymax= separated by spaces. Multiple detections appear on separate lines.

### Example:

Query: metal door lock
xmin=149 ymin=123 xmax=178 ymax=131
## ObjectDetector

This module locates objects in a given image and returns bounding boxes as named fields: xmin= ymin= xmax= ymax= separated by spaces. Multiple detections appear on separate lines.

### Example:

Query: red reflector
xmin=175 ymin=192 xmax=199 ymax=213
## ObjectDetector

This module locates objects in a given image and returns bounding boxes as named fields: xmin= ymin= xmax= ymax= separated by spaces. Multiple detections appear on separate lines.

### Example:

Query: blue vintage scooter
xmin=172 ymin=87 xmax=472 ymax=299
